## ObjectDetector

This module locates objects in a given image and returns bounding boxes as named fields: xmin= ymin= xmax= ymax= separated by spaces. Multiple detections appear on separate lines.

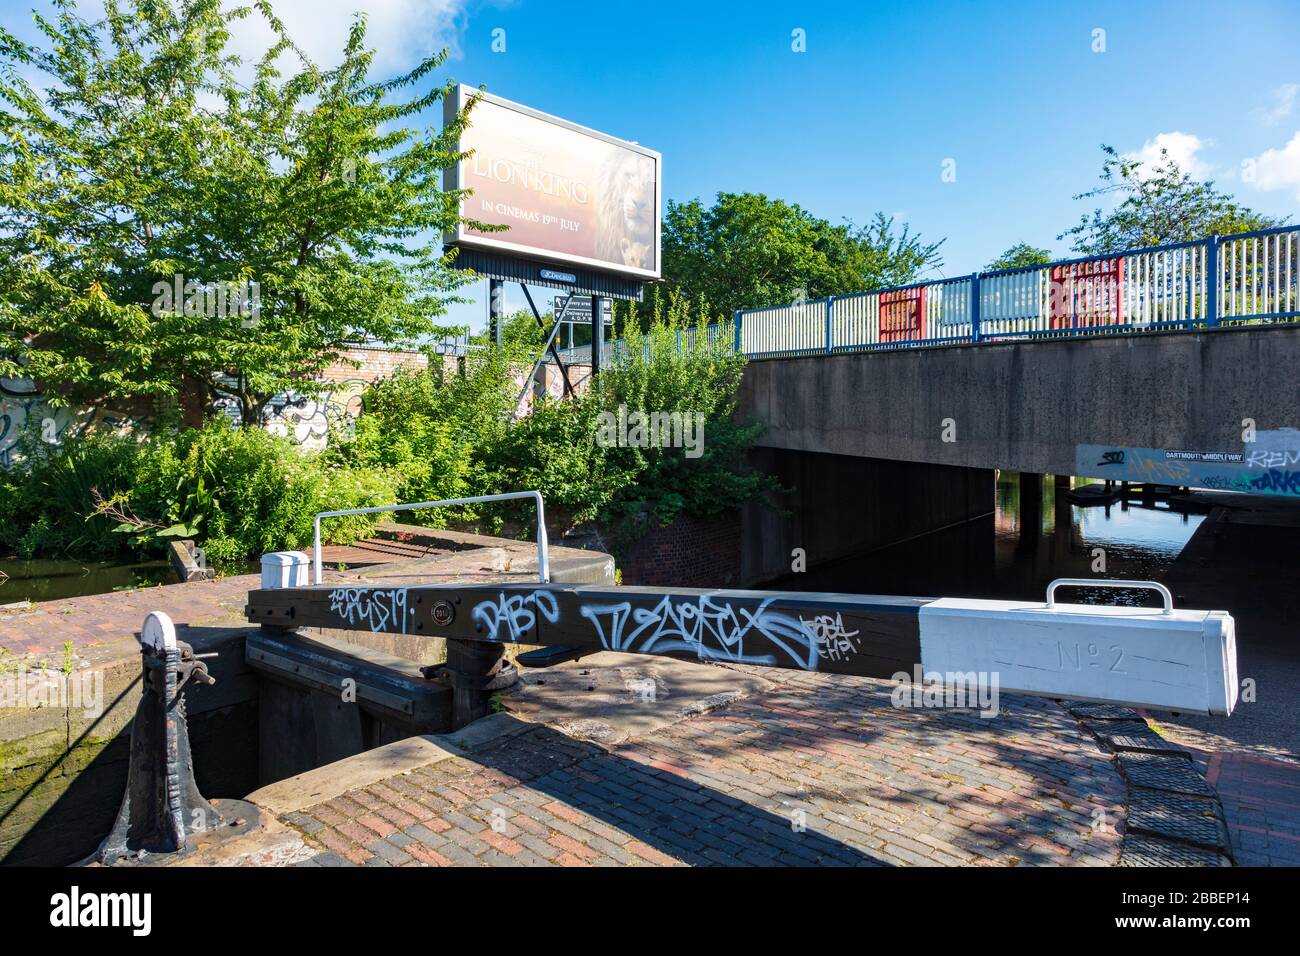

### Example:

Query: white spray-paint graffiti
xmin=2 ymin=372 xmax=371 ymax=468
xmin=328 ymin=587 xmax=412 ymax=634
xmin=215 ymin=378 xmax=367 ymax=450
xmin=472 ymin=590 xmax=561 ymax=642
xmin=577 ymin=594 xmax=822 ymax=669
xmin=800 ymin=612 xmax=862 ymax=663
xmin=1246 ymin=449 xmax=1300 ymax=469
xmin=0 ymin=377 xmax=140 ymax=469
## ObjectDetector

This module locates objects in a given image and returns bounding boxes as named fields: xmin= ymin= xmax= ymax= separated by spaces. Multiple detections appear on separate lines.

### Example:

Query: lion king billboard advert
xmin=445 ymin=86 xmax=661 ymax=280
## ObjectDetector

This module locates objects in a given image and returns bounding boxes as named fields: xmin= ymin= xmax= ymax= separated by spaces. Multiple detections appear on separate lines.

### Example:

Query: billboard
xmin=444 ymin=86 xmax=661 ymax=281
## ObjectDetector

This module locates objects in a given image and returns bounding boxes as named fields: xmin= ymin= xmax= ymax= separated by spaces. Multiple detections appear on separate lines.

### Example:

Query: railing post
xmin=733 ymin=309 xmax=742 ymax=354
xmin=825 ymin=297 xmax=834 ymax=353
xmin=1205 ymin=234 xmax=1219 ymax=328
xmin=970 ymin=272 xmax=982 ymax=343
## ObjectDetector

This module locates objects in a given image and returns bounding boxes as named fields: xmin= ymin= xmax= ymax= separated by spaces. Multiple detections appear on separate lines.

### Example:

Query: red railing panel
xmin=879 ymin=286 xmax=926 ymax=342
xmin=1049 ymin=257 xmax=1124 ymax=328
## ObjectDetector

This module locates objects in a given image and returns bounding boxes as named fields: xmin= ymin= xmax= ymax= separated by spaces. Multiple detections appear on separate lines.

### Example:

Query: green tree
xmin=661 ymin=192 xmax=943 ymax=316
xmin=0 ymin=0 xmax=474 ymax=425
xmin=985 ymin=243 xmax=1053 ymax=271
xmin=334 ymin=297 xmax=771 ymax=545
xmin=1060 ymin=145 xmax=1285 ymax=255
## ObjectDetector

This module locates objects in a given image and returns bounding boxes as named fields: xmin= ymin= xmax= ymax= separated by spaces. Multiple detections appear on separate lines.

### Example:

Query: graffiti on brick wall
xmin=214 ymin=378 xmax=368 ymax=449
xmin=1077 ymin=428 xmax=1300 ymax=497
xmin=0 ymin=377 xmax=140 ymax=470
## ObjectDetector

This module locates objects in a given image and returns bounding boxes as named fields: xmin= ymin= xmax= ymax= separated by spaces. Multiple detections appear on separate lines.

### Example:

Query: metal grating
xmin=1086 ymin=720 xmax=1188 ymax=756
xmin=1118 ymin=752 xmax=1215 ymax=797
xmin=1119 ymin=835 xmax=1232 ymax=867
xmin=1126 ymin=787 xmax=1231 ymax=852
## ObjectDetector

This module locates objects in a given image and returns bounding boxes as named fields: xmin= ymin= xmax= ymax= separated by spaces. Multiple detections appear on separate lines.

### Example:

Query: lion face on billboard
xmin=596 ymin=152 xmax=655 ymax=271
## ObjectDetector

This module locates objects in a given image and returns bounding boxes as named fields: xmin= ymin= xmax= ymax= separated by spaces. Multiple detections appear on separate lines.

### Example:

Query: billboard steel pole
xmin=590 ymin=296 xmax=605 ymax=377
xmin=489 ymin=279 xmax=504 ymax=349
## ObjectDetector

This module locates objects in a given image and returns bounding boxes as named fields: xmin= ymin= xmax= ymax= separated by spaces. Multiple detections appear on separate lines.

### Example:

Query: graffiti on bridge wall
xmin=1076 ymin=428 xmax=1300 ymax=497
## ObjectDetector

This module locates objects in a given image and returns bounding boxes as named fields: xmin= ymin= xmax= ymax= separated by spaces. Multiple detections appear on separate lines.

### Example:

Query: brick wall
xmin=617 ymin=510 xmax=743 ymax=588
xmin=323 ymin=345 xmax=428 ymax=383
xmin=2 ymin=346 xmax=434 ymax=467
xmin=210 ymin=345 xmax=430 ymax=448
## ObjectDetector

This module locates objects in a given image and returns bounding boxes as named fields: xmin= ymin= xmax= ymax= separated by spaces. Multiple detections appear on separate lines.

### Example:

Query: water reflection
xmin=765 ymin=473 xmax=1205 ymax=608
xmin=0 ymin=557 xmax=171 ymax=604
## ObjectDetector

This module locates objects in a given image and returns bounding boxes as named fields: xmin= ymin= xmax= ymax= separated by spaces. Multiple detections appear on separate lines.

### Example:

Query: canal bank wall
xmin=615 ymin=450 xmax=994 ymax=589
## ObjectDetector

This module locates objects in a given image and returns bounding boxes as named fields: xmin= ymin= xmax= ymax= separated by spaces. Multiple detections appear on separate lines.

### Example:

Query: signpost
xmin=552 ymin=294 xmax=613 ymax=325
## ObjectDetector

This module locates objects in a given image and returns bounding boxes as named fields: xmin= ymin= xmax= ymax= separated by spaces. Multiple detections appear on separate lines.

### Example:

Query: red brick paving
xmin=0 ymin=573 xmax=255 ymax=658
xmin=284 ymin=671 xmax=1126 ymax=867
xmin=1199 ymin=751 xmax=1300 ymax=866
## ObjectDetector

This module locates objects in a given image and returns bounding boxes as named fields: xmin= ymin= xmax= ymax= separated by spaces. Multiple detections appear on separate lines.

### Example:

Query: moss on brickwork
xmin=0 ymin=725 xmax=66 ymax=777
xmin=0 ymin=717 xmax=126 ymax=864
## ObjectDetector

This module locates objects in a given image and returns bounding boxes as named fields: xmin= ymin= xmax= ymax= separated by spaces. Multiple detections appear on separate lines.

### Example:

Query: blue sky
xmin=5 ymin=0 xmax=1298 ymax=333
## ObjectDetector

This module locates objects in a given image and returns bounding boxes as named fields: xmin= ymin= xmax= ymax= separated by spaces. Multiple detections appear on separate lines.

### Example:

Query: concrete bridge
xmin=738 ymin=323 xmax=1300 ymax=484
xmin=733 ymin=323 xmax=1300 ymax=584
xmin=722 ymin=224 xmax=1300 ymax=584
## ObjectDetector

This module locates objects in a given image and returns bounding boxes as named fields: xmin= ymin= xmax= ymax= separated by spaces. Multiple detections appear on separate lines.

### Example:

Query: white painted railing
xmin=1044 ymin=578 xmax=1174 ymax=614
xmin=735 ymin=225 xmax=1300 ymax=356
xmin=312 ymin=491 xmax=550 ymax=585
xmin=1220 ymin=228 xmax=1299 ymax=322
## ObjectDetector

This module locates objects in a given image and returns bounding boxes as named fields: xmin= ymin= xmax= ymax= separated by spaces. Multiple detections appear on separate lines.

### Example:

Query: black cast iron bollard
xmin=94 ymin=611 xmax=258 ymax=865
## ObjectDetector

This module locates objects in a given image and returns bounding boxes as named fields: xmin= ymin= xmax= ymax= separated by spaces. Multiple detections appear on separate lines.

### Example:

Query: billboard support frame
xmin=512 ymin=285 xmax=576 ymax=418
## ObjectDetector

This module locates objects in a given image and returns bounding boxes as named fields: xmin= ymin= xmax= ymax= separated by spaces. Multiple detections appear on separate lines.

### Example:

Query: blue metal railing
xmin=734 ymin=225 xmax=1300 ymax=358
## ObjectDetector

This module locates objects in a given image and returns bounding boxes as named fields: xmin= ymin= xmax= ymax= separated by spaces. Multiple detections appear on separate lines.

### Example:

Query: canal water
xmin=0 ymin=557 xmax=172 ymax=604
xmin=1 ymin=476 xmax=1208 ymax=608
xmin=765 ymin=473 xmax=1206 ymax=607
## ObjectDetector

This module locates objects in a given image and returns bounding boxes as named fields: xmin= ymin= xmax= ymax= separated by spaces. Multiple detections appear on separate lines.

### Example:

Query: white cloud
xmin=1124 ymin=132 xmax=1213 ymax=180
xmin=1250 ymin=83 xmax=1299 ymax=127
xmin=17 ymin=1 xmax=467 ymax=82
xmin=224 ymin=0 xmax=466 ymax=73
xmin=1243 ymin=131 xmax=1300 ymax=200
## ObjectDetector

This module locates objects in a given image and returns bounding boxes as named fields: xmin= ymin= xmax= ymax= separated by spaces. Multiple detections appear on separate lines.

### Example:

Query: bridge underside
xmin=738 ymin=325 xmax=1300 ymax=491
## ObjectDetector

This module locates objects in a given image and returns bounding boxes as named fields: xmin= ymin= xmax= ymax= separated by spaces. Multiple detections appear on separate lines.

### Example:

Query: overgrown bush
xmin=122 ymin=422 xmax=398 ymax=568
xmin=332 ymin=297 xmax=773 ymax=553
xmin=0 ymin=430 xmax=138 ymax=558
xmin=0 ymin=300 xmax=772 ymax=572
xmin=0 ymin=419 xmax=399 ymax=572
xmin=594 ymin=295 xmax=769 ymax=540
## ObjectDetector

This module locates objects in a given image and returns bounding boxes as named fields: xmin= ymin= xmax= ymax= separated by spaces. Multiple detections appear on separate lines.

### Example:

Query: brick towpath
xmin=275 ymin=664 xmax=1126 ymax=867
xmin=1158 ymin=499 xmax=1300 ymax=867
xmin=0 ymin=523 xmax=596 ymax=661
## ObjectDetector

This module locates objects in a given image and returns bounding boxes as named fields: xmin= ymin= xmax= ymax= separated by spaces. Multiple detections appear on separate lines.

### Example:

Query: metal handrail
xmin=734 ymin=222 xmax=1300 ymax=355
xmin=312 ymin=491 xmax=550 ymax=585
xmin=1045 ymin=578 xmax=1174 ymax=615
